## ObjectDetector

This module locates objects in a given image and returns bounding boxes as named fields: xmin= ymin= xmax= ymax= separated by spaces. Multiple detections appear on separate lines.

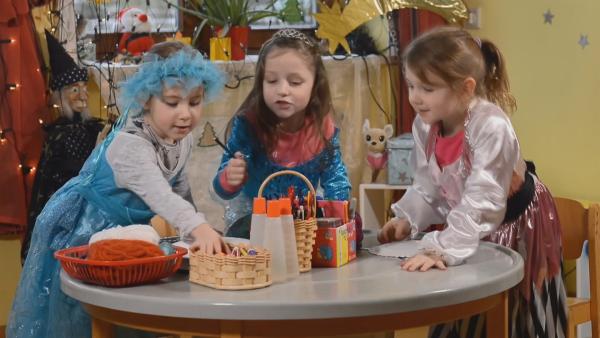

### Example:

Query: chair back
xmin=554 ymin=197 xmax=588 ymax=260
xmin=588 ymin=204 xmax=599 ymax=338
xmin=554 ymin=197 xmax=599 ymax=338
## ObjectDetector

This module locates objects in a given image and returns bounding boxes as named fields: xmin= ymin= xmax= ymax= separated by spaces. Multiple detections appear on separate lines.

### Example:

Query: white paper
xmin=367 ymin=240 xmax=420 ymax=259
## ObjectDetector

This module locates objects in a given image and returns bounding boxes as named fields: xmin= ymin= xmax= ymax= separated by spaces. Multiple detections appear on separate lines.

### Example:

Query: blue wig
xmin=119 ymin=46 xmax=225 ymax=115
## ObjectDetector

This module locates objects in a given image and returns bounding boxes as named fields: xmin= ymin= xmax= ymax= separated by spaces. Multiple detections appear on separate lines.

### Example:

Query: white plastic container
xmin=262 ymin=200 xmax=287 ymax=283
xmin=280 ymin=198 xmax=300 ymax=279
xmin=249 ymin=197 xmax=267 ymax=247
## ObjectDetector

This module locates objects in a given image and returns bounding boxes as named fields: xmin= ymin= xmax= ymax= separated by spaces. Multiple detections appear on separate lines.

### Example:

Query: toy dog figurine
xmin=362 ymin=119 xmax=393 ymax=182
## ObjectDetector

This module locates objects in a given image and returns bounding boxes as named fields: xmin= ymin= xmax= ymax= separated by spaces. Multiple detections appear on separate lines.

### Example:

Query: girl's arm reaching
xmin=390 ymin=115 xmax=445 ymax=236
xmin=107 ymin=133 xmax=225 ymax=253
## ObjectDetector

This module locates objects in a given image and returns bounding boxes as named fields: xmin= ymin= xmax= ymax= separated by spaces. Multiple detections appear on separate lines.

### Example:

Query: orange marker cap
xmin=267 ymin=200 xmax=280 ymax=218
xmin=279 ymin=198 xmax=292 ymax=215
xmin=253 ymin=197 xmax=266 ymax=214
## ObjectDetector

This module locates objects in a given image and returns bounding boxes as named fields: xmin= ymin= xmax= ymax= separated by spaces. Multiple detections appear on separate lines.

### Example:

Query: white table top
xmin=61 ymin=239 xmax=523 ymax=321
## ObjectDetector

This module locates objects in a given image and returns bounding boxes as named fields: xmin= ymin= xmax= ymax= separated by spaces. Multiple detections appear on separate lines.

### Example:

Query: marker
xmin=213 ymin=136 xmax=233 ymax=155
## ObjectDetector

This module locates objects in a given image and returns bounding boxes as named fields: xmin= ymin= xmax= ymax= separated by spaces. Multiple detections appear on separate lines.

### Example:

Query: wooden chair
xmin=554 ymin=197 xmax=599 ymax=338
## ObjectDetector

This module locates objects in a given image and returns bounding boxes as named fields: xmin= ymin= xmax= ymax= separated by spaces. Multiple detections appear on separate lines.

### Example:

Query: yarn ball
xmin=88 ymin=239 xmax=164 ymax=261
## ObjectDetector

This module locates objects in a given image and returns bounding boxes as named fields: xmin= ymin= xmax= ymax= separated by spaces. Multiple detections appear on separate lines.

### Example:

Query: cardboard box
xmin=311 ymin=220 xmax=357 ymax=267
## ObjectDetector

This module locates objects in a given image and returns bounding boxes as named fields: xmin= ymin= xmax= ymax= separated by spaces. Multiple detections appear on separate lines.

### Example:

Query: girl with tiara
xmin=212 ymin=29 xmax=351 ymax=238
xmin=8 ymin=41 xmax=227 ymax=337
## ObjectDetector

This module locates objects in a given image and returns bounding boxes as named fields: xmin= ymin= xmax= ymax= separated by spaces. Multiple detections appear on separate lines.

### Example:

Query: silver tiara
xmin=270 ymin=29 xmax=315 ymax=47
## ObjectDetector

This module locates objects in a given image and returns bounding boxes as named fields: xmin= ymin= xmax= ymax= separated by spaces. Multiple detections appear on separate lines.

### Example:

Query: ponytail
xmin=479 ymin=40 xmax=516 ymax=113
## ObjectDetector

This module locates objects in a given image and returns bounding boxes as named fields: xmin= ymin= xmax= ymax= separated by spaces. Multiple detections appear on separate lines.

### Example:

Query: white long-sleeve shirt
xmin=392 ymin=99 xmax=526 ymax=265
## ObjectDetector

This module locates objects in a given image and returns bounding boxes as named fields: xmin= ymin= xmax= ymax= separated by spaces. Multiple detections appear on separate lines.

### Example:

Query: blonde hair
xmin=403 ymin=26 xmax=516 ymax=113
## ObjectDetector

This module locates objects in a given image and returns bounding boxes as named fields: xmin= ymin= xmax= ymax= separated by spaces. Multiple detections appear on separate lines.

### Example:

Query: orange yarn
xmin=88 ymin=239 xmax=164 ymax=261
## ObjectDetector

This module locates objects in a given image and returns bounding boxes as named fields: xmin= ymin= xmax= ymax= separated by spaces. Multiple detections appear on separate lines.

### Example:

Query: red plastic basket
xmin=54 ymin=245 xmax=187 ymax=287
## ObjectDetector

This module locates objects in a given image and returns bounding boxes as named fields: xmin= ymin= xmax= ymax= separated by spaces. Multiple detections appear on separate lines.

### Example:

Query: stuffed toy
xmin=117 ymin=7 xmax=155 ymax=58
xmin=362 ymin=119 xmax=393 ymax=182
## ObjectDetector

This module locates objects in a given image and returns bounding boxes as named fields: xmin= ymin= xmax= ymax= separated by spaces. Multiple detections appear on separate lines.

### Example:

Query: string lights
xmin=0 ymin=129 xmax=7 ymax=144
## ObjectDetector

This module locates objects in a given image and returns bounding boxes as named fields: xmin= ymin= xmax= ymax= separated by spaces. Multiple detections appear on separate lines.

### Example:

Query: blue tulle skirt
xmin=7 ymin=176 xmax=117 ymax=338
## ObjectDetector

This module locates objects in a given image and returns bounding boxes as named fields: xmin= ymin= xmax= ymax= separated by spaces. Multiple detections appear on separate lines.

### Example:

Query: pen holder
xmin=189 ymin=243 xmax=272 ymax=290
xmin=257 ymin=170 xmax=318 ymax=272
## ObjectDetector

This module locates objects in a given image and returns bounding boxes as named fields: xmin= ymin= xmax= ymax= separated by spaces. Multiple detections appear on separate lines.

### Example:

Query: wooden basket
xmin=189 ymin=244 xmax=272 ymax=290
xmin=258 ymin=170 xmax=318 ymax=272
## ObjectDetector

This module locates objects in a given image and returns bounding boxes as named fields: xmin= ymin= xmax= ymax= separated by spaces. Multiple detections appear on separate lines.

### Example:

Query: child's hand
xmin=401 ymin=253 xmax=447 ymax=272
xmin=225 ymin=152 xmax=247 ymax=186
xmin=377 ymin=218 xmax=411 ymax=243
xmin=189 ymin=223 xmax=230 ymax=255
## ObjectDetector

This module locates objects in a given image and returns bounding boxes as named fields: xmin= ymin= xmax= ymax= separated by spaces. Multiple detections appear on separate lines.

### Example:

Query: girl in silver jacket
xmin=378 ymin=26 xmax=566 ymax=338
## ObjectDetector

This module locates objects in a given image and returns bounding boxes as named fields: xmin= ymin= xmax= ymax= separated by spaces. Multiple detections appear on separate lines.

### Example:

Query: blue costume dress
xmin=212 ymin=115 xmax=351 ymax=237
xmin=7 ymin=125 xmax=195 ymax=338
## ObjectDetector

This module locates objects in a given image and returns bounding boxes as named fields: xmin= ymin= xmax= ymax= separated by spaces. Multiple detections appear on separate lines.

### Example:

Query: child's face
xmin=144 ymin=85 xmax=204 ymax=144
xmin=405 ymin=67 xmax=466 ymax=132
xmin=262 ymin=48 xmax=315 ymax=131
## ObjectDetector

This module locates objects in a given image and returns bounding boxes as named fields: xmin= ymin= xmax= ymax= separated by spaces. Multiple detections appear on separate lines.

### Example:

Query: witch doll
xmin=20 ymin=31 xmax=104 ymax=263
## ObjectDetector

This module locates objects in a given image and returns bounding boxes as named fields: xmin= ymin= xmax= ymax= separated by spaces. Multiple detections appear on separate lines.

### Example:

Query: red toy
xmin=117 ymin=7 xmax=155 ymax=56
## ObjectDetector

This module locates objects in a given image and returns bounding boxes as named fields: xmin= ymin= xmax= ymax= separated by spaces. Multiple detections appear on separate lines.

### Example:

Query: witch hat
xmin=45 ymin=30 xmax=88 ymax=91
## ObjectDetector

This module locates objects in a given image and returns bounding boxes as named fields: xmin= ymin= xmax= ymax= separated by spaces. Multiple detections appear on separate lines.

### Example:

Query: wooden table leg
xmin=220 ymin=320 xmax=242 ymax=338
xmin=486 ymin=291 xmax=508 ymax=338
xmin=91 ymin=317 xmax=114 ymax=338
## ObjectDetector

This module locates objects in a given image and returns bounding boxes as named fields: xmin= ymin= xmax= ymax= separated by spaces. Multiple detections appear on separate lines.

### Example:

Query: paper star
xmin=313 ymin=1 xmax=352 ymax=54
xmin=543 ymin=9 xmax=554 ymax=24
xmin=579 ymin=34 xmax=589 ymax=49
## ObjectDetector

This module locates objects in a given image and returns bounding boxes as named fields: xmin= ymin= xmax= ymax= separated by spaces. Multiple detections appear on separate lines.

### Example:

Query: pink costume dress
xmin=392 ymin=99 xmax=567 ymax=338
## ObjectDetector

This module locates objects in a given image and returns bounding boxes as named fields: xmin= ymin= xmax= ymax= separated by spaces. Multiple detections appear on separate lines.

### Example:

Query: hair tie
xmin=473 ymin=37 xmax=482 ymax=48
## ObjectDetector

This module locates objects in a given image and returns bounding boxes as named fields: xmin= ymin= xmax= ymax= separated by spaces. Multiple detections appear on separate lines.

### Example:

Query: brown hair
xmin=229 ymin=29 xmax=333 ymax=155
xmin=144 ymin=40 xmax=188 ymax=58
xmin=402 ymin=26 xmax=516 ymax=113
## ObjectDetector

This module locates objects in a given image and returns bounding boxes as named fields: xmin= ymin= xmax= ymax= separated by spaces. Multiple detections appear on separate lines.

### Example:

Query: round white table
xmin=61 ymin=241 xmax=523 ymax=338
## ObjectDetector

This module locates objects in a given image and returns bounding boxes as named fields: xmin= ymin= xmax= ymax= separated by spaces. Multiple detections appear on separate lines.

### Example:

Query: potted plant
xmin=167 ymin=0 xmax=279 ymax=60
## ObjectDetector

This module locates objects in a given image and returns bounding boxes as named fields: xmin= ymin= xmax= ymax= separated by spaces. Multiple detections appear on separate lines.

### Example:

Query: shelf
xmin=359 ymin=183 xmax=410 ymax=230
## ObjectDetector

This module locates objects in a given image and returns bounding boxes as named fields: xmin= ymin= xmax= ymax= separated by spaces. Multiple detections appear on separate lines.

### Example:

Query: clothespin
xmin=349 ymin=197 xmax=357 ymax=220
xmin=316 ymin=207 xmax=325 ymax=218
xmin=306 ymin=192 xmax=312 ymax=218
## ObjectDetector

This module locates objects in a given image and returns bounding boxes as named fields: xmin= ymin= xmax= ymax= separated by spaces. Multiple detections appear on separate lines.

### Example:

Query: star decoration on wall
xmin=543 ymin=9 xmax=554 ymax=24
xmin=579 ymin=34 xmax=589 ymax=49
xmin=313 ymin=1 xmax=354 ymax=54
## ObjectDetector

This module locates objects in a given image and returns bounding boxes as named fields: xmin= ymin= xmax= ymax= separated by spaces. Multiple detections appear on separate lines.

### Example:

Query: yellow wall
xmin=466 ymin=0 xmax=600 ymax=202
xmin=0 ymin=237 xmax=21 ymax=326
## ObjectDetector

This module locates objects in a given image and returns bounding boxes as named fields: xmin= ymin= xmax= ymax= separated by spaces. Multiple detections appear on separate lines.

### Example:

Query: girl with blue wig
xmin=8 ymin=41 xmax=226 ymax=338
xmin=212 ymin=29 xmax=351 ymax=238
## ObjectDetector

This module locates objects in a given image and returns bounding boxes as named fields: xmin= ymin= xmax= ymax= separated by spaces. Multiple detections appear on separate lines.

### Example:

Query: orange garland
xmin=88 ymin=239 xmax=164 ymax=261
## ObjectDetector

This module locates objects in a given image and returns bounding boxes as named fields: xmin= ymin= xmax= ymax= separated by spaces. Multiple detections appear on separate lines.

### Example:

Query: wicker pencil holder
xmin=257 ymin=170 xmax=318 ymax=272
xmin=189 ymin=244 xmax=272 ymax=290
